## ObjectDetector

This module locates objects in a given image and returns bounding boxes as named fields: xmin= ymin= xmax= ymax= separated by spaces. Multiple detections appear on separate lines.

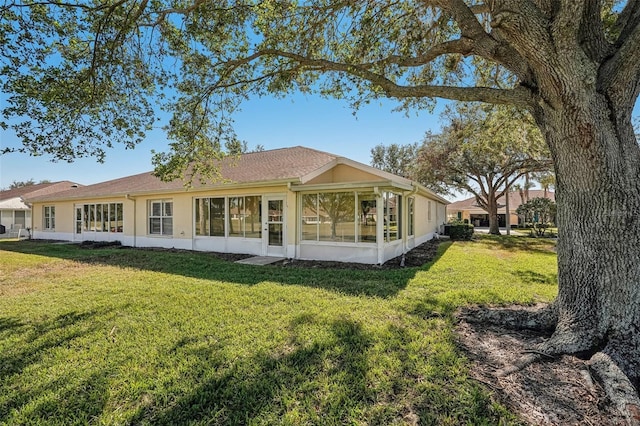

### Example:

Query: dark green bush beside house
xmin=448 ymin=223 xmax=474 ymax=240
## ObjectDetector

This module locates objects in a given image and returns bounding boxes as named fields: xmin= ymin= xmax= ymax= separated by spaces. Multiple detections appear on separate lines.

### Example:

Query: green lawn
xmin=0 ymin=236 xmax=557 ymax=425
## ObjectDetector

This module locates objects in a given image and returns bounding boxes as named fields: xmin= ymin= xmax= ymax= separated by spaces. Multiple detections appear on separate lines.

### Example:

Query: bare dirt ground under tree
xmin=456 ymin=311 xmax=626 ymax=425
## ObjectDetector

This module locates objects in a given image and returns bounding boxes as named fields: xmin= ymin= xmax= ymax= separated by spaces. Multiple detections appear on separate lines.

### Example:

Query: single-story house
xmin=447 ymin=189 xmax=555 ymax=227
xmin=26 ymin=146 xmax=449 ymax=264
xmin=0 ymin=181 xmax=82 ymax=236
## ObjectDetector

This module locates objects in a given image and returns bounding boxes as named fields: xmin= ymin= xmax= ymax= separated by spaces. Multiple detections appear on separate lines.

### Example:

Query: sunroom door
xmin=264 ymin=196 xmax=285 ymax=257
xmin=74 ymin=206 xmax=83 ymax=241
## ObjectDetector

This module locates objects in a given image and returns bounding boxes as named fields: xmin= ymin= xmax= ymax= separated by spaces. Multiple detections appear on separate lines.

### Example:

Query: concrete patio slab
xmin=235 ymin=256 xmax=286 ymax=266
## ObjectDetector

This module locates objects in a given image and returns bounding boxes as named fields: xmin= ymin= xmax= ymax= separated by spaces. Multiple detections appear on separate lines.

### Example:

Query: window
xmin=149 ymin=200 xmax=173 ymax=236
xmin=194 ymin=196 xmax=261 ymax=238
xmin=76 ymin=203 xmax=123 ymax=233
xmin=43 ymin=206 xmax=55 ymax=230
xmin=76 ymin=207 xmax=82 ymax=234
xmin=195 ymin=197 xmax=225 ymax=236
xmin=228 ymin=196 xmax=244 ymax=237
xmin=107 ymin=203 xmax=123 ymax=232
xmin=303 ymin=192 xmax=355 ymax=242
xmin=318 ymin=192 xmax=355 ymax=242
xmin=302 ymin=194 xmax=320 ymax=241
xmin=244 ymin=195 xmax=261 ymax=238
xmin=102 ymin=204 xmax=109 ymax=231
xmin=89 ymin=204 xmax=96 ymax=231
xmin=302 ymin=191 xmax=368 ymax=243
xmin=95 ymin=204 xmax=102 ymax=232
xmin=228 ymin=196 xmax=261 ymax=238
xmin=383 ymin=192 xmax=402 ymax=242
xmin=408 ymin=197 xmax=415 ymax=236
xmin=358 ymin=193 xmax=377 ymax=243
xmin=15 ymin=210 xmax=26 ymax=228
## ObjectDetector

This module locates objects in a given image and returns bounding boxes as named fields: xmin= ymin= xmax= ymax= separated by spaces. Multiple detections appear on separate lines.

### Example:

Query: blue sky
xmin=2 ymin=93 xmax=637 ymax=195
xmin=0 ymin=94 xmax=447 ymax=189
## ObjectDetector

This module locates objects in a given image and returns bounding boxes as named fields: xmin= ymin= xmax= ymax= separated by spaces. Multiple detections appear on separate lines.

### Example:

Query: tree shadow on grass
xmin=512 ymin=269 xmax=558 ymax=287
xmin=472 ymin=234 xmax=557 ymax=255
xmin=0 ymin=309 xmax=115 ymax=423
xmin=126 ymin=311 xmax=508 ymax=425
xmin=0 ymin=316 xmax=24 ymax=334
xmin=0 ymin=240 xmax=452 ymax=298
xmin=130 ymin=315 xmax=373 ymax=425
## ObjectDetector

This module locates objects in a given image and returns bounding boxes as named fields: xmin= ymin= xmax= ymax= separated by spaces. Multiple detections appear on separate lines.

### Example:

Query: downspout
xmin=125 ymin=194 xmax=136 ymax=248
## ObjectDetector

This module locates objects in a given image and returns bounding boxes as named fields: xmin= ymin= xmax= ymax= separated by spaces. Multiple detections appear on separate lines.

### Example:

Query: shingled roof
xmin=0 ymin=181 xmax=82 ymax=202
xmin=25 ymin=147 xmax=340 ymax=202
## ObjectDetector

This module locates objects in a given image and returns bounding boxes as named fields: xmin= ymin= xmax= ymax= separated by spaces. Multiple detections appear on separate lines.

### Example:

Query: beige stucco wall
xmin=413 ymin=195 xmax=442 ymax=238
xmin=31 ymin=201 xmax=74 ymax=234
xmin=131 ymin=184 xmax=294 ymax=246
xmin=306 ymin=164 xmax=381 ymax=185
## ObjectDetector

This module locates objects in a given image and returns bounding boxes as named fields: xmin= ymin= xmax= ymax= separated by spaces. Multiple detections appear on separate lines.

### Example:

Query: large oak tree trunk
xmin=535 ymin=94 xmax=640 ymax=388
xmin=486 ymin=194 xmax=501 ymax=235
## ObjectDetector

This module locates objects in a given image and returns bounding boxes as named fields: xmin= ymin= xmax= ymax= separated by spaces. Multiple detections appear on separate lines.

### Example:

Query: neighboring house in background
xmin=0 ymin=181 xmax=82 ymax=236
xmin=26 ymin=147 xmax=449 ymax=264
xmin=447 ymin=189 xmax=555 ymax=227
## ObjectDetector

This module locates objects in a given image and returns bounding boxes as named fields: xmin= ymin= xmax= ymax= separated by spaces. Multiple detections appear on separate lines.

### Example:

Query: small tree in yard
xmin=2 ymin=1 xmax=640 ymax=418
xmin=516 ymin=197 xmax=557 ymax=236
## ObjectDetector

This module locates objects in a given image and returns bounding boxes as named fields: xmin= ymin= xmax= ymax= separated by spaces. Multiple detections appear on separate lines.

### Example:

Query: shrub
xmin=449 ymin=224 xmax=474 ymax=240
xmin=524 ymin=222 xmax=553 ymax=237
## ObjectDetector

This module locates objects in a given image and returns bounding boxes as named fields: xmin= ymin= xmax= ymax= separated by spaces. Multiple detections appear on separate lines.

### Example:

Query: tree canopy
xmin=416 ymin=103 xmax=551 ymax=233
xmin=3 ymin=2 xmax=634 ymax=179
xmin=8 ymin=179 xmax=51 ymax=189
xmin=417 ymin=103 xmax=550 ymax=197
xmin=370 ymin=142 xmax=419 ymax=179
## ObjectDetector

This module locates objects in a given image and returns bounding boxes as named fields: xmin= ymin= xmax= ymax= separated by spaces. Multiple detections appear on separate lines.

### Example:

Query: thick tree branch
xmin=599 ymin=18 xmax=640 ymax=108
xmin=489 ymin=0 xmax=559 ymax=86
xmin=222 ymin=48 xmax=534 ymax=107
xmin=433 ymin=0 xmax=489 ymax=40
xmin=434 ymin=0 xmax=530 ymax=80
xmin=591 ymin=1 xmax=640 ymax=112
xmin=614 ymin=0 xmax=640 ymax=46
xmin=375 ymin=38 xmax=475 ymax=67
xmin=578 ymin=0 xmax=614 ymax=63
xmin=552 ymin=1 xmax=586 ymax=44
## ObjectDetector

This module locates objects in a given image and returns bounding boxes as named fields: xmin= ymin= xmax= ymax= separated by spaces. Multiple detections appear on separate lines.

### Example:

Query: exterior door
xmin=264 ymin=196 xmax=285 ymax=257
xmin=74 ymin=206 xmax=83 ymax=241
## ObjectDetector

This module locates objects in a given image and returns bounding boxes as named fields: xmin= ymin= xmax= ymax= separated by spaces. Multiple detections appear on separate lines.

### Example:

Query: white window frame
xmin=149 ymin=200 xmax=173 ymax=236
xmin=43 ymin=205 xmax=55 ymax=230
xmin=408 ymin=197 xmax=415 ymax=237
xmin=383 ymin=192 xmax=402 ymax=242
xmin=300 ymin=191 xmax=379 ymax=245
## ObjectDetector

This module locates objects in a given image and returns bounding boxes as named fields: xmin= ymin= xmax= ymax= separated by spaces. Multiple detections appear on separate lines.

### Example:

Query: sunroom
xmin=293 ymin=184 xmax=430 ymax=264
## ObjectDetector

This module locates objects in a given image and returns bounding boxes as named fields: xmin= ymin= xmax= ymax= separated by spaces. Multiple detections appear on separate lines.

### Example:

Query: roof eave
xmin=27 ymin=178 xmax=301 ymax=203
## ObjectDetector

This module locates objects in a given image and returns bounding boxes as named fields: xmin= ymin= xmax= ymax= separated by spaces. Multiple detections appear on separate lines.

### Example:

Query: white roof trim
xmin=290 ymin=180 xmax=412 ymax=192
